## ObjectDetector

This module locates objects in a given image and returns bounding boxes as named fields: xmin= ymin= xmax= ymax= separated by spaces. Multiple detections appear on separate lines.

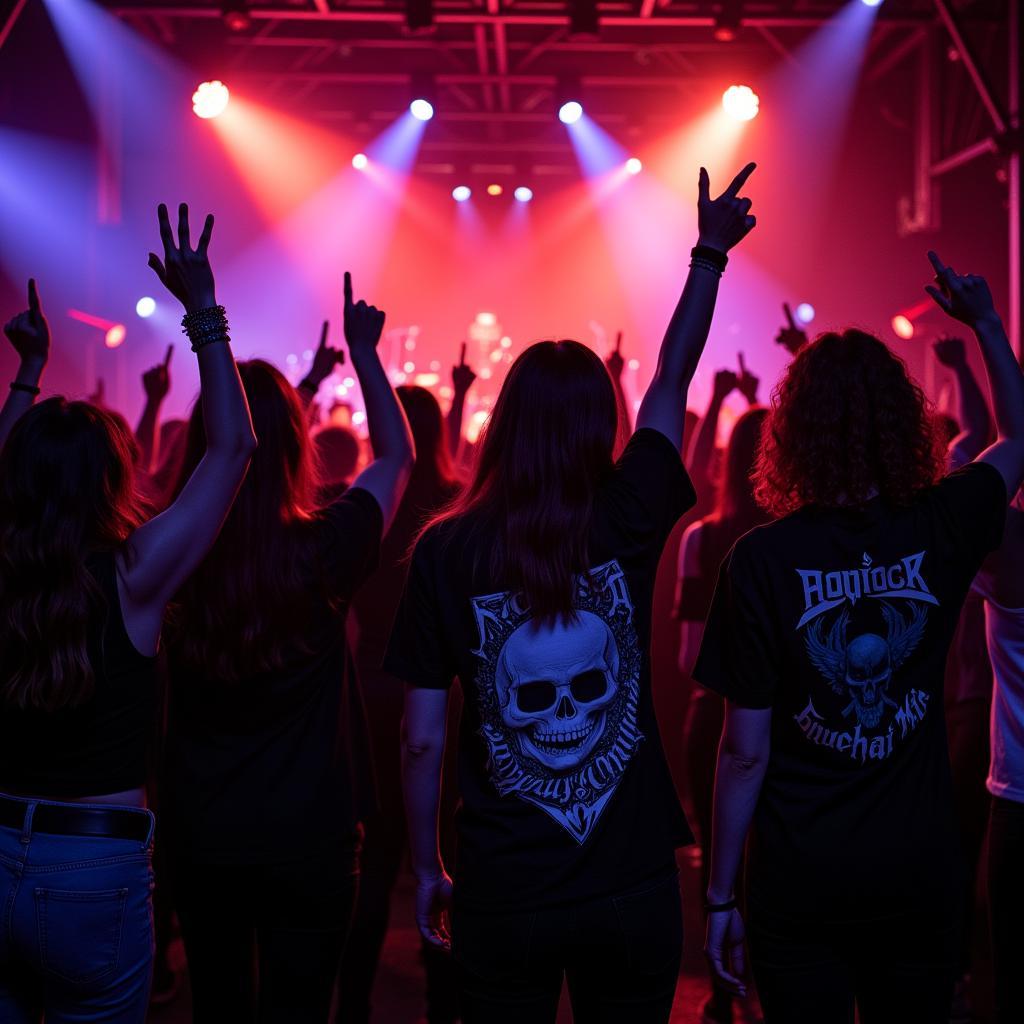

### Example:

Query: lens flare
xmin=891 ymin=314 xmax=914 ymax=340
xmin=104 ymin=324 xmax=126 ymax=348
xmin=513 ymin=186 xmax=533 ymax=202
xmin=795 ymin=302 xmax=815 ymax=324
xmin=722 ymin=85 xmax=760 ymax=122
xmin=192 ymin=80 xmax=230 ymax=120
xmin=135 ymin=297 xmax=156 ymax=318
xmin=558 ymin=100 xmax=584 ymax=125
xmin=351 ymin=153 xmax=368 ymax=170
xmin=452 ymin=185 xmax=472 ymax=202
xmin=625 ymin=157 xmax=643 ymax=175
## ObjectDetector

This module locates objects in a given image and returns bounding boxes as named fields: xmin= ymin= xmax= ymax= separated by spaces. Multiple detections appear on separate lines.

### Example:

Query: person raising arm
xmin=0 ymin=278 xmax=49 ymax=450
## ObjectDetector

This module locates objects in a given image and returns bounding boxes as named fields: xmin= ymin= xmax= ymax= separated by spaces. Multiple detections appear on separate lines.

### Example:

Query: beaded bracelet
xmin=181 ymin=305 xmax=230 ymax=352
xmin=689 ymin=258 xmax=723 ymax=278
xmin=691 ymin=244 xmax=728 ymax=272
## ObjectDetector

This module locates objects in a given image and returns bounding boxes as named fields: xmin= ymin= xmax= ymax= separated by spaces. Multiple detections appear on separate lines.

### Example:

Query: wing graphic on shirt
xmin=881 ymin=600 xmax=928 ymax=670
xmin=804 ymin=607 xmax=849 ymax=695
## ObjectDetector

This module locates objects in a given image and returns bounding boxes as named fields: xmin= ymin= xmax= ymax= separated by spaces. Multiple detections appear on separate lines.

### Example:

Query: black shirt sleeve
xmin=316 ymin=487 xmax=384 ymax=600
xmin=599 ymin=428 xmax=697 ymax=558
xmin=929 ymin=461 xmax=1007 ymax=584
xmin=692 ymin=535 xmax=781 ymax=709
xmin=383 ymin=528 xmax=457 ymax=690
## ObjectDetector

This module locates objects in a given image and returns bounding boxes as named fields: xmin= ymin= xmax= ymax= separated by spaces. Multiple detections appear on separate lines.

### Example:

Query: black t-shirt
xmin=164 ymin=487 xmax=383 ymax=864
xmin=694 ymin=462 xmax=1007 ymax=920
xmin=385 ymin=429 xmax=696 ymax=912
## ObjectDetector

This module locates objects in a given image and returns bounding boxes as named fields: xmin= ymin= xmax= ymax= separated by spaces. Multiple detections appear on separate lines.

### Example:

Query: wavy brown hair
xmin=0 ymin=398 xmax=146 ymax=711
xmin=170 ymin=359 xmax=327 ymax=681
xmin=754 ymin=329 xmax=944 ymax=516
xmin=427 ymin=340 xmax=617 ymax=622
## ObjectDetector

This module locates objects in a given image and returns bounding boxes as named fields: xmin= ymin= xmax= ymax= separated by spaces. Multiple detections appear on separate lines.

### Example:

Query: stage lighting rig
xmin=557 ymin=78 xmax=584 ymax=124
xmin=568 ymin=0 xmax=599 ymax=38
xmin=713 ymin=0 xmax=742 ymax=42
xmin=221 ymin=0 xmax=251 ymax=32
xmin=405 ymin=0 xmax=435 ymax=34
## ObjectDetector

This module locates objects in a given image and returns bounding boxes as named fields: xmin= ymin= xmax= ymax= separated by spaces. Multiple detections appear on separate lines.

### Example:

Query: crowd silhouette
xmin=1 ymin=165 xmax=1023 ymax=1024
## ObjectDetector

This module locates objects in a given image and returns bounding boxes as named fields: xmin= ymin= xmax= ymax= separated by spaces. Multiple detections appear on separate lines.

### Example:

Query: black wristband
xmin=298 ymin=377 xmax=319 ymax=393
xmin=704 ymin=897 xmax=738 ymax=914
xmin=10 ymin=381 xmax=40 ymax=396
xmin=691 ymin=244 xmax=728 ymax=272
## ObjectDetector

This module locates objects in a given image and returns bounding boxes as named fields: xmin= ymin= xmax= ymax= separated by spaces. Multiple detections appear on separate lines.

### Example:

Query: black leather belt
xmin=0 ymin=795 xmax=150 ymax=842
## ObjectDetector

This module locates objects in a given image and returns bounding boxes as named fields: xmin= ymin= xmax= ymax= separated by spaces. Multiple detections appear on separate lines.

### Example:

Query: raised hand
xmin=3 ymin=279 xmax=50 ymax=367
xmin=88 ymin=378 xmax=106 ymax=408
xmin=775 ymin=302 xmax=808 ymax=356
xmin=737 ymin=351 xmax=759 ymax=404
xmin=697 ymin=162 xmax=757 ymax=253
xmin=147 ymin=203 xmax=217 ymax=314
xmin=452 ymin=342 xmax=476 ymax=395
xmin=925 ymin=251 xmax=999 ymax=328
xmin=932 ymin=336 xmax=967 ymax=368
xmin=713 ymin=368 xmax=739 ymax=399
xmin=307 ymin=320 xmax=345 ymax=387
xmin=606 ymin=331 xmax=625 ymax=380
xmin=343 ymin=271 xmax=386 ymax=353
xmin=415 ymin=871 xmax=454 ymax=950
xmin=142 ymin=345 xmax=173 ymax=402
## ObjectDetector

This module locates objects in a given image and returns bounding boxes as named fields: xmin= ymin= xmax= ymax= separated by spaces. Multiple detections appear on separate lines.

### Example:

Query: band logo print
xmin=470 ymin=560 xmax=644 ymax=844
xmin=793 ymin=552 xmax=935 ymax=764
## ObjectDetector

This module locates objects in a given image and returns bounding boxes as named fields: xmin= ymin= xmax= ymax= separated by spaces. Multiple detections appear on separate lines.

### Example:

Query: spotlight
xmin=891 ymin=314 xmax=914 ymax=340
xmin=722 ymin=84 xmax=759 ymax=122
xmin=135 ymin=297 xmax=156 ymax=319
xmin=795 ymin=302 xmax=815 ymax=325
xmin=861 ymin=0 xmax=884 ymax=6
xmin=410 ymin=98 xmax=434 ymax=121
xmin=105 ymin=324 xmax=126 ymax=349
xmin=192 ymin=80 xmax=230 ymax=120
xmin=486 ymin=184 xmax=503 ymax=197
xmin=352 ymin=153 xmax=368 ymax=170
xmin=713 ymin=0 xmax=742 ymax=42
xmin=514 ymin=186 xmax=533 ymax=202
xmin=559 ymin=100 xmax=584 ymax=125
xmin=568 ymin=0 xmax=599 ymax=38
xmin=452 ymin=185 xmax=472 ymax=202
xmin=625 ymin=157 xmax=642 ymax=175
xmin=221 ymin=0 xmax=251 ymax=32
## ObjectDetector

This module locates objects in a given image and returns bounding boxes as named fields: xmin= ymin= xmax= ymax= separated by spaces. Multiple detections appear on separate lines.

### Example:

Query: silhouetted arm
xmin=932 ymin=336 xmax=994 ymax=469
xmin=687 ymin=369 xmax=736 ymax=491
xmin=926 ymin=252 xmax=1024 ymax=497
xmin=136 ymin=345 xmax=173 ymax=473
xmin=345 ymin=273 xmax=414 ymax=531
xmin=0 ymin=278 xmax=49 ymax=450
xmin=448 ymin=343 xmax=475 ymax=458
xmin=120 ymin=204 xmax=256 ymax=643
xmin=637 ymin=163 xmax=757 ymax=451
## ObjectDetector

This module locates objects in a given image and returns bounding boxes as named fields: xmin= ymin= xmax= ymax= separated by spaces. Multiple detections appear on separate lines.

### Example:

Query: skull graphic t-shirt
xmin=694 ymin=461 xmax=1007 ymax=920
xmin=385 ymin=428 xmax=695 ymax=911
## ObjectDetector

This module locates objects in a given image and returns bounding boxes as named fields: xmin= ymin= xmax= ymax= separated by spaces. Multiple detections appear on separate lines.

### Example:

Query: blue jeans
xmin=0 ymin=797 xmax=155 ymax=1023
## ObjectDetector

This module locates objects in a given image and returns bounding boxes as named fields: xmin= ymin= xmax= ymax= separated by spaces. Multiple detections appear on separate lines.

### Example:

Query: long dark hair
xmin=398 ymin=385 xmax=459 ymax=501
xmin=754 ymin=329 xmax=944 ymax=516
xmin=428 ymin=340 xmax=617 ymax=622
xmin=0 ymin=398 xmax=146 ymax=710
xmin=716 ymin=407 xmax=768 ymax=529
xmin=171 ymin=359 xmax=323 ymax=680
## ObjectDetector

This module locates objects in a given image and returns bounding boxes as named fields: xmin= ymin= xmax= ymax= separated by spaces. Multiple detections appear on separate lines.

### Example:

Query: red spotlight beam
xmin=68 ymin=308 xmax=117 ymax=331
xmin=0 ymin=0 xmax=29 ymax=53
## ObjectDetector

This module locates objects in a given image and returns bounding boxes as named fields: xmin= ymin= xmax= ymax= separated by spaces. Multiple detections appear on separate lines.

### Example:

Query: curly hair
xmin=754 ymin=329 xmax=944 ymax=516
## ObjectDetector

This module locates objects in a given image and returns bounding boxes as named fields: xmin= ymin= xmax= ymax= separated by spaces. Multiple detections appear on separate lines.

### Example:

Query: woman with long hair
xmin=0 ymin=204 xmax=255 ymax=1020
xmin=697 ymin=254 xmax=1024 ymax=1023
xmin=163 ymin=273 xmax=413 ymax=1022
xmin=387 ymin=163 xmax=757 ymax=1022
xmin=676 ymin=400 xmax=768 ymax=1024
xmin=338 ymin=384 xmax=463 ymax=1024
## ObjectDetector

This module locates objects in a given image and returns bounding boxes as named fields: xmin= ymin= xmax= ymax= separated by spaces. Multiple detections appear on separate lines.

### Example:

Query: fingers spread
xmin=177 ymin=202 xmax=191 ymax=249
xmin=924 ymin=284 xmax=952 ymax=312
xmin=147 ymin=253 xmax=167 ymax=283
xmin=197 ymin=213 xmax=215 ymax=255
xmin=723 ymin=161 xmax=756 ymax=199
xmin=698 ymin=166 xmax=711 ymax=203
xmin=927 ymin=250 xmax=947 ymax=277
xmin=157 ymin=204 xmax=175 ymax=251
